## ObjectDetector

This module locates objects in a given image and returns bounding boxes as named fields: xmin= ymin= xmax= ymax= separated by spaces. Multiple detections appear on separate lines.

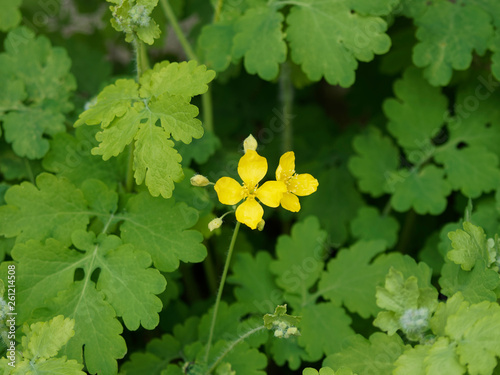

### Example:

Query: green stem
xmin=204 ymin=221 xmax=241 ymax=363
xmin=279 ymin=62 xmax=294 ymax=153
xmin=159 ymin=0 xmax=197 ymax=61
xmin=202 ymin=88 xmax=214 ymax=132
xmin=206 ymin=325 xmax=266 ymax=373
xmin=213 ymin=0 xmax=224 ymax=22
xmin=23 ymin=158 xmax=34 ymax=184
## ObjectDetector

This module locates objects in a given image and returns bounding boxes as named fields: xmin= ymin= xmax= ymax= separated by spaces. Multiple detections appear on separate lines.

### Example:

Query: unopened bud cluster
xmin=128 ymin=4 xmax=151 ymax=27
xmin=399 ymin=307 xmax=430 ymax=334
xmin=272 ymin=320 xmax=300 ymax=339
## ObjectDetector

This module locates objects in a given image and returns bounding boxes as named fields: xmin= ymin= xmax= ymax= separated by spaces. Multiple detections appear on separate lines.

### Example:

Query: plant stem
xmin=279 ymin=62 xmax=294 ymax=153
xmin=213 ymin=0 xmax=224 ymax=22
xmin=159 ymin=0 xmax=197 ymax=61
xmin=159 ymin=0 xmax=214 ymax=131
xmin=204 ymin=221 xmax=241 ymax=363
xmin=206 ymin=325 xmax=266 ymax=373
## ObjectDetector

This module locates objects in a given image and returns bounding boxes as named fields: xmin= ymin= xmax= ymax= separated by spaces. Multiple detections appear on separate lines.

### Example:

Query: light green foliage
xmin=270 ymin=216 xmax=327 ymax=294
xmin=10 ymin=230 xmax=166 ymax=373
xmin=324 ymin=332 xmax=408 ymax=375
xmin=263 ymin=304 xmax=301 ymax=331
xmin=348 ymin=127 xmax=399 ymax=197
xmin=0 ymin=0 xmax=21 ymax=31
xmin=412 ymin=1 xmax=494 ymax=86
xmin=447 ymin=221 xmax=490 ymax=271
xmin=228 ymin=252 xmax=282 ymax=314
xmin=286 ymin=0 xmax=391 ymax=87
xmin=395 ymin=293 xmax=500 ymax=375
xmin=383 ymin=67 xmax=448 ymax=152
xmin=0 ymin=315 xmax=85 ymax=375
xmin=0 ymin=173 xmax=89 ymax=246
xmin=232 ymin=7 xmax=286 ymax=80
xmin=75 ymin=61 xmax=215 ymax=198
xmin=108 ymin=0 xmax=161 ymax=44
xmin=119 ymin=192 xmax=206 ymax=272
xmin=389 ymin=165 xmax=451 ymax=215
xmin=298 ymin=302 xmax=354 ymax=362
xmin=0 ymin=27 xmax=76 ymax=159
xmin=373 ymin=268 xmax=438 ymax=340
xmin=350 ymin=206 xmax=400 ymax=247
xmin=318 ymin=240 xmax=388 ymax=318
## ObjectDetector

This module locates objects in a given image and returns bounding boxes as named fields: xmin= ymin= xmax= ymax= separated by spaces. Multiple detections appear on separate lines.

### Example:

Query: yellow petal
xmin=238 ymin=150 xmax=267 ymax=188
xmin=288 ymin=173 xmax=319 ymax=196
xmin=256 ymin=181 xmax=287 ymax=208
xmin=280 ymin=192 xmax=301 ymax=212
xmin=214 ymin=177 xmax=245 ymax=205
xmin=235 ymin=198 xmax=264 ymax=229
xmin=276 ymin=151 xmax=295 ymax=181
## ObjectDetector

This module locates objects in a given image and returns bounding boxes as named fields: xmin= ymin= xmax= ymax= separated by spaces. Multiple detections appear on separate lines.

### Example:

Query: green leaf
xmin=299 ymin=166 xmax=364 ymax=246
xmin=348 ymin=126 xmax=399 ymax=197
xmin=37 ymin=282 xmax=127 ymax=375
xmin=286 ymin=0 xmax=391 ymax=87
xmin=139 ymin=60 xmax=215 ymax=100
xmin=389 ymin=165 xmax=451 ymax=215
xmin=447 ymin=221 xmax=490 ymax=271
xmin=0 ymin=173 xmax=89 ymax=246
xmin=440 ymin=260 xmax=499 ymax=303
xmin=232 ymin=7 xmax=286 ymax=80
xmin=383 ymin=67 xmax=448 ymax=152
xmin=22 ymin=315 xmax=75 ymax=360
xmin=133 ymin=123 xmax=184 ymax=198
xmin=270 ymin=336 xmax=308 ymax=370
xmin=446 ymin=298 xmax=500 ymax=375
xmin=323 ymin=332 xmax=408 ymax=375
xmin=373 ymin=268 xmax=438 ymax=338
xmin=198 ymin=21 xmax=235 ymax=72
xmin=269 ymin=217 xmax=327 ymax=295
xmin=263 ymin=304 xmax=301 ymax=331
xmin=318 ymin=240 xmax=388 ymax=318
xmin=435 ymin=146 xmax=500 ymax=198
xmin=0 ymin=27 xmax=76 ymax=159
xmin=228 ymin=252 xmax=282 ymax=314
xmin=176 ymin=131 xmax=221 ymax=165
xmin=0 ymin=0 xmax=21 ymax=31
xmin=350 ymin=206 xmax=400 ymax=248
xmin=0 ymin=315 xmax=86 ymax=375
xmin=72 ymin=231 xmax=166 ymax=330
xmin=206 ymin=340 xmax=267 ymax=375
xmin=120 ymin=334 xmax=182 ymax=375
xmin=119 ymin=192 xmax=206 ymax=272
xmin=43 ymin=127 xmax=126 ymax=189
xmin=298 ymin=302 xmax=354 ymax=362
xmin=75 ymin=61 xmax=215 ymax=198
xmin=413 ymin=1 xmax=494 ymax=86
xmin=108 ymin=0 xmax=161 ymax=45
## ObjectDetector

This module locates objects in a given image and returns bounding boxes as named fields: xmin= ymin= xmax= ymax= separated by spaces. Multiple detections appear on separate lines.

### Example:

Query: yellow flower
xmin=276 ymin=151 xmax=318 ymax=212
xmin=214 ymin=150 xmax=287 ymax=229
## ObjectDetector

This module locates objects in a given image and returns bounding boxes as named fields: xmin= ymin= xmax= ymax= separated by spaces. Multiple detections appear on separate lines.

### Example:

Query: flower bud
xmin=190 ymin=174 xmax=210 ymax=187
xmin=284 ymin=326 xmax=299 ymax=338
xmin=274 ymin=329 xmax=284 ymax=338
xmin=257 ymin=219 xmax=265 ymax=231
xmin=243 ymin=134 xmax=258 ymax=153
xmin=208 ymin=218 xmax=223 ymax=232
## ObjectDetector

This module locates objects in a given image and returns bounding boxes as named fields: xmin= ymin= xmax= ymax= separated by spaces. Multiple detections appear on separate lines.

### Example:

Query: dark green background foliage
xmin=1 ymin=0 xmax=500 ymax=374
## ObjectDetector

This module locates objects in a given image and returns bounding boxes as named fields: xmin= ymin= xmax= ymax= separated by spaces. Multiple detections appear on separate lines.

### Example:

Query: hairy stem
xmin=159 ymin=0 xmax=197 ymax=60
xmin=207 ymin=325 xmax=266 ymax=373
xmin=204 ymin=221 xmax=241 ymax=363
xmin=159 ymin=0 xmax=214 ymax=131
xmin=279 ymin=62 xmax=294 ymax=153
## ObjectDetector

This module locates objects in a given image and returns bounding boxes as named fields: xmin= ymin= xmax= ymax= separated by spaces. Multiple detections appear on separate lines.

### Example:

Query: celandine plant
xmin=1 ymin=0 xmax=500 ymax=374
